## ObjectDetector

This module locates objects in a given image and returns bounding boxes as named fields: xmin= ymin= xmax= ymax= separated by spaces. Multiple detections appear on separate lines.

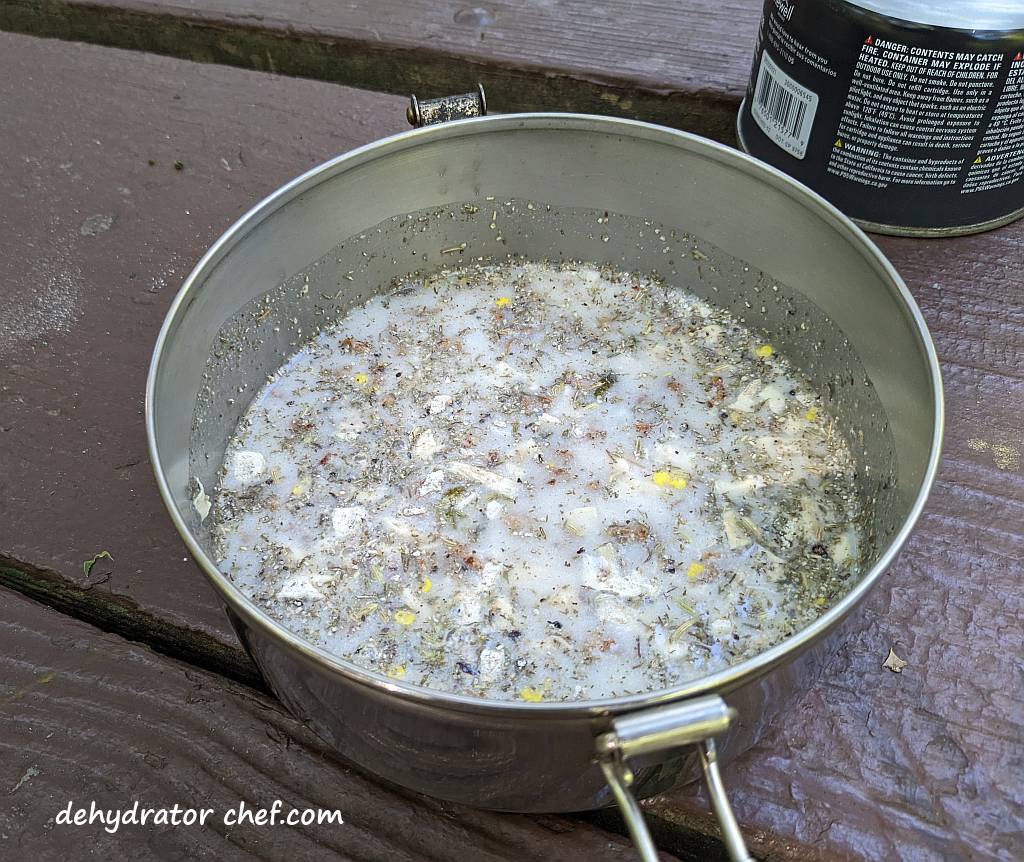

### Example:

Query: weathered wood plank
xmin=0 ymin=586 xmax=666 ymax=860
xmin=0 ymin=30 xmax=407 ymax=656
xmin=1 ymin=29 xmax=1022 ymax=862
xmin=647 ymin=230 xmax=1024 ymax=862
xmin=648 ymin=504 xmax=1024 ymax=860
xmin=0 ymin=0 xmax=761 ymax=140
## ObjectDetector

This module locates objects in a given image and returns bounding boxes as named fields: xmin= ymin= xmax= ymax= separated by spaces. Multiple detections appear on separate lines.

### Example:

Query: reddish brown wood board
xmin=0 ymin=0 xmax=763 ymax=139
xmin=0 ymin=30 xmax=407 ymax=666
xmin=648 ymin=231 xmax=1024 ymax=861
xmin=0 ymin=586 xmax=669 ymax=861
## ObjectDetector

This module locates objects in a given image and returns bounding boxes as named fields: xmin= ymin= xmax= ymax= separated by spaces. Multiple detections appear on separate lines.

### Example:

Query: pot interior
xmin=150 ymin=116 xmax=938 ymax=694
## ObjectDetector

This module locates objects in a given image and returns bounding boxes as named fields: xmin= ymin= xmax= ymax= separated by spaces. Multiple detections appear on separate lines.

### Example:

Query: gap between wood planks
xmin=0 ymin=0 xmax=745 ymax=143
xmin=0 ymin=558 xmax=757 ymax=861
xmin=2 ymin=583 xmax=696 ymax=862
xmin=0 ymin=557 xmax=264 ymax=689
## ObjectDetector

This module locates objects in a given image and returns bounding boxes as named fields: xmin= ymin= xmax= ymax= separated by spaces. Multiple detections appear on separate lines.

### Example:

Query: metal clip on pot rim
xmin=595 ymin=694 xmax=754 ymax=862
xmin=407 ymin=84 xmax=487 ymax=128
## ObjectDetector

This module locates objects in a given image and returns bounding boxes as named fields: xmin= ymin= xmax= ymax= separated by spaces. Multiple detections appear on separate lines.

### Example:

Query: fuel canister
xmin=738 ymin=1 xmax=1024 ymax=236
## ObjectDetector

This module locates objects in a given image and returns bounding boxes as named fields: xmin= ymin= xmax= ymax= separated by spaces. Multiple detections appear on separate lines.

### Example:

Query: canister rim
xmin=843 ymin=0 xmax=1024 ymax=31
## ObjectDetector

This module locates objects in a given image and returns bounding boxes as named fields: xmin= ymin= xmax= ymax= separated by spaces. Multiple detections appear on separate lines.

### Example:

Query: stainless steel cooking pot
xmin=146 ymin=105 xmax=943 ymax=861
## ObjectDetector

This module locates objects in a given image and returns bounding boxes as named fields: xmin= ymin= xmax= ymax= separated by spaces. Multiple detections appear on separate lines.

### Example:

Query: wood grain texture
xmin=0 ymin=0 xmax=762 ymax=140
xmin=0 ymin=27 xmax=1022 ymax=862
xmin=0 ymin=586 xmax=664 ymax=861
xmin=648 ymin=232 xmax=1024 ymax=862
xmin=0 ymin=30 xmax=406 ymax=655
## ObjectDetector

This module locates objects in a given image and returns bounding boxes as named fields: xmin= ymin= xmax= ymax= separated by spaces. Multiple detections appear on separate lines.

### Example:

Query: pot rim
xmin=145 ymin=112 xmax=944 ymax=719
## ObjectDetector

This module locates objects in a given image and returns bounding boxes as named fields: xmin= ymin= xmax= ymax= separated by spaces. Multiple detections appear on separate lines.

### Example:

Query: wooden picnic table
xmin=1 ymin=4 xmax=1021 ymax=860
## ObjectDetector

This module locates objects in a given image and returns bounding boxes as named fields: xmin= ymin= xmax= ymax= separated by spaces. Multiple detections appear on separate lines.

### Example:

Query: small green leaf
xmin=83 ymin=550 xmax=113 ymax=576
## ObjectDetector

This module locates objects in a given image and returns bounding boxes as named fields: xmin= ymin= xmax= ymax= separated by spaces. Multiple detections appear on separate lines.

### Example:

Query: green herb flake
xmin=593 ymin=372 xmax=617 ymax=399
xmin=439 ymin=486 xmax=468 ymax=527
xmin=83 ymin=550 xmax=113 ymax=577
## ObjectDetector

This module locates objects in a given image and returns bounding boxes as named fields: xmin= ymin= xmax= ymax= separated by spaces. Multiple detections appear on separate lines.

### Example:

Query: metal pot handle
xmin=595 ymin=695 xmax=754 ymax=862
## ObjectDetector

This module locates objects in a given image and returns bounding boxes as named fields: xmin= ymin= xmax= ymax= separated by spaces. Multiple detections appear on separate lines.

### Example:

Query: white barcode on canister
xmin=751 ymin=52 xmax=818 ymax=159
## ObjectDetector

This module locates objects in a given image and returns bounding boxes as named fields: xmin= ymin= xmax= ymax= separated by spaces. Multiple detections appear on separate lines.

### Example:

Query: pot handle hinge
xmin=595 ymin=695 xmax=754 ymax=862
xmin=407 ymin=84 xmax=487 ymax=127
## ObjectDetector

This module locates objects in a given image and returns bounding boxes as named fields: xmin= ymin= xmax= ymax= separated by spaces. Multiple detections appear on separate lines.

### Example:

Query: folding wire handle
xmin=595 ymin=695 xmax=754 ymax=862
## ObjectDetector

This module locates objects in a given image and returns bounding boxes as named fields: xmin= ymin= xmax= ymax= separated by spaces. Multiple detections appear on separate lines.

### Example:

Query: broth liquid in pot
xmin=211 ymin=259 xmax=865 ymax=701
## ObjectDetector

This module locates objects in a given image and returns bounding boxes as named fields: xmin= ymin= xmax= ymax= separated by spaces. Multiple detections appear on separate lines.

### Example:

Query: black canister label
xmin=738 ymin=0 xmax=1024 ymax=234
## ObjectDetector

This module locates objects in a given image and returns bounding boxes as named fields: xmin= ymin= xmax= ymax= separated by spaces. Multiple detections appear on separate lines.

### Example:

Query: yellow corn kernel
xmin=804 ymin=407 xmax=819 ymax=422
xmin=754 ymin=344 xmax=774 ymax=359
xmin=290 ymin=483 xmax=306 ymax=496
xmin=495 ymin=296 xmax=510 ymax=307
xmin=419 ymin=578 xmax=432 ymax=593
xmin=687 ymin=562 xmax=705 ymax=580
xmin=386 ymin=665 xmax=406 ymax=679
xmin=353 ymin=372 xmax=369 ymax=386
xmin=519 ymin=687 xmax=544 ymax=702
xmin=652 ymin=470 xmax=688 ymax=490
xmin=394 ymin=610 xmax=416 ymax=626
